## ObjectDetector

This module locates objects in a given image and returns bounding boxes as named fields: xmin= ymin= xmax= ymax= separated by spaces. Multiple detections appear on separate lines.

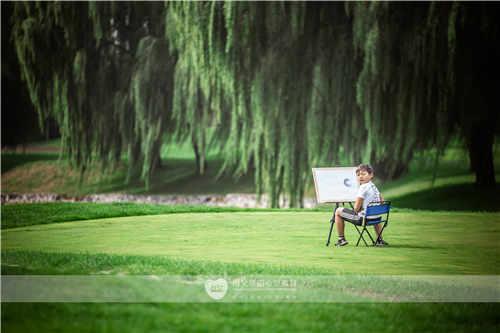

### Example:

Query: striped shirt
xmin=357 ymin=181 xmax=381 ymax=216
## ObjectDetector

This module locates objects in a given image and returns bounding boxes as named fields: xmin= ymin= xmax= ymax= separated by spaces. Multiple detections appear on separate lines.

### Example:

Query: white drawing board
xmin=312 ymin=167 xmax=359 ymax=203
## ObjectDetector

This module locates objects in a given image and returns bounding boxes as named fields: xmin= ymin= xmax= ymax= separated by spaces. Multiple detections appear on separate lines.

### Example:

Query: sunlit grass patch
xmin=3 ymin=211 xmax=499 ymax=275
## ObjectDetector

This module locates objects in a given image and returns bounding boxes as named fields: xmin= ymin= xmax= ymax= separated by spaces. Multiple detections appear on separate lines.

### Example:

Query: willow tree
xmin=166 ymin=2 xmax=224 ymax=175
xmin=451 ymin=4 xmax=499 ymax=186
xmin=350 ymin=2 xmax=499 ymax=185
xmin=11 ymin=2 xmax=176 ymax=188
xmin=167 ymin=2 xmax=498 ymax=207
xmin=2 ymin=2 xmax=50 ymax=148
xmin=165 ymin=2 xmax=364 ymax=207
xmin=10 ymin=2 xmax=498 ymax=207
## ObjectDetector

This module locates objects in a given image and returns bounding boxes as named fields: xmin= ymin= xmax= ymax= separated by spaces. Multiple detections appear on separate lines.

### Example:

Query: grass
xmin=2 ymin=138 xmax=500 ymax=332
xmin=1 ymin=249 xmax=331 ymax=276
xmin=1 ymin=204 xmax=499 ymax=332
xmin=1 ymin=137 xmax=253 ymax=195
xmin=3 ymin=303 xmax=497 ymax=333
xmin=0 ymin=202 xmax=301 ymax=229
xmin=0 ymin=156 xmax=255 ymax=195
xmin=2 ymin=210 xmax=499 ymax=275
xmin=25 ymin=138 xmax=62 ymax=149
xmin=1 ymin=152 xmax=60 ymax=174
xmin=391 ymin=183 xmax=500 ymax=211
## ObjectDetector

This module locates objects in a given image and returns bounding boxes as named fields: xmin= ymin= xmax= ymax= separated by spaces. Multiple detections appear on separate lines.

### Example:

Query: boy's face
xmin=356 ymin=170 xmax=373 ymax=185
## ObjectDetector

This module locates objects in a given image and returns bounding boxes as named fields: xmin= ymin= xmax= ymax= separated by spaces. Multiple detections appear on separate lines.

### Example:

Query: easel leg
xmin=326 ymin=203 xmax=339 ymax=247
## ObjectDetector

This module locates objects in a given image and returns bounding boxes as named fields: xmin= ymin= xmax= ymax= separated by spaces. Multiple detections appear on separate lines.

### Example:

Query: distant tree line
xmin=6 ymin=2 xmax=499 ymax=207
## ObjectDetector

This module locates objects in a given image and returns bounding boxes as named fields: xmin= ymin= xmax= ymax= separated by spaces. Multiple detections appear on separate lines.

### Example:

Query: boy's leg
xmin=334 ymin=208 xmax=349 ymax=246
xmin=374 ymin=224 xmax=382 ymax=238
xmin=335 ymin=207 xmax=345 ymax=237
xmin=374 ymin=223 xmax=389 ymax=245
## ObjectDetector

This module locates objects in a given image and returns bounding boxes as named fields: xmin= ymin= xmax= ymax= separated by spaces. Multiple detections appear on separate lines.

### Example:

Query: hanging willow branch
xmin=11 ymin=2 xmax=499 ymax=206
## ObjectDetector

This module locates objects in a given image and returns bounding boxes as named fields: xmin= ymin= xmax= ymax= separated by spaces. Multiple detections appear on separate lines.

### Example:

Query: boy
xmin=334 ymin=164 xmax=389 ymax=246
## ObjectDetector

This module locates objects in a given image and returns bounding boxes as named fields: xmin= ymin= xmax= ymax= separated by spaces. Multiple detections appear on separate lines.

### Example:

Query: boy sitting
xmin=334 ymin=164 xmax=389 ymax=247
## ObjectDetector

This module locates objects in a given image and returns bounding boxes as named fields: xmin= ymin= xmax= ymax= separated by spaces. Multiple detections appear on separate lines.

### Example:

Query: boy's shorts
xmin=339 ymin=208 xmax=381 ymax=225
xmin=339 ymin=208 xmax=363 ymax=225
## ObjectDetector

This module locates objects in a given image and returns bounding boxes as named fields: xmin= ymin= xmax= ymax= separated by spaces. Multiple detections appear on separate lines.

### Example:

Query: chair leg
xmin=355 ymin=226 xmax=369 ymax=246
xmin=364 ymin=228 xmax=376 ymax=245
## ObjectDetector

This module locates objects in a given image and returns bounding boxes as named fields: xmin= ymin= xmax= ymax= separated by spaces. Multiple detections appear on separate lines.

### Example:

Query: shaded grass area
xmin=1 ymin=155 xmax=255 ymax=196
xmin=3 ymin=211 xmax=499 ymax=274
xmin=132 ymin=159 xmax=255 ymax=195
xmin=4 ymin=154 xmax=499 ymax=211
xmin=2 ymin=141 xmax=500 ymax=210
xmin=160 ymin=138 xmax=220 ymax=160
xmin=392 ymin=184 xmax=500 ymax=211
xmin=0 ymin=157 xmax=125 ymax=195
xmin=1 ymin=153 xmax=59 ymax=174
xmin=1 ymin=138 xmax=252 ymax=195
xmin=0 ymin=203 xmax=317 ymax=229
xmin=21 ymin=138 xmax=62 ymax=149
xmin=3 ymin=303 xmax=498 ymax=333
xmin=379 ymin=145 xmax=500 ymax=196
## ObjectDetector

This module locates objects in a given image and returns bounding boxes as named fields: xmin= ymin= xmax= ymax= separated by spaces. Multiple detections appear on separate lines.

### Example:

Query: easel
xmin=325 ymin=201 xmax=354 ymax=246
xmin=310 ymin=167 xmax=359 ymax=247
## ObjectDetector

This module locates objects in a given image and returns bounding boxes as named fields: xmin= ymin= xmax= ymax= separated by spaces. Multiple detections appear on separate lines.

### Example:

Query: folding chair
xmin=346 ymin=201 xmax=391 ymax=246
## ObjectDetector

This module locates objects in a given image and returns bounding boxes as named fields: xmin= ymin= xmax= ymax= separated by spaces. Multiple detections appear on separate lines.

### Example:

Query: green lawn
xmin=0 ymin=152 xmax=60 ymax=174
xmin=390 ymin=183 xmax=500 ymax=211
xmin=3 ymin=210 xmax=499 ymax=275
xmin=1 ymin=204 xmax=499 ymax=332
xmin=2 ymin=137 xmax=500 ymax=332
xmin=0 ymin=155 xmax=256 ymax=195
xmin=1 ymin=138 xmax=255 ymax=195
xmin=0 ymin=202 xmax=296 ymax=229
xmin=3 ymin=303 xmax=497 ymax=333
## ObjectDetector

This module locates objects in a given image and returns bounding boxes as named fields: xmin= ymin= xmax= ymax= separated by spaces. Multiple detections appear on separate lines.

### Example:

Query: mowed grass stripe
xmin=0 ymin=202 xmax=322 ymax=229
xmin=3 ymin=303 xmax=498 ymax=333
xmin=1 ymin=250 xmax=332 ymax=276
xmin=2 ymin=212 xmax=499 ymax=275
xmin=3 ymin=250 xmax=498 ymax=304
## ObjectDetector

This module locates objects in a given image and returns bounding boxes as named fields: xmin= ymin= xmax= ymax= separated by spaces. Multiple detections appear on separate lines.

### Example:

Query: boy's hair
xmin=356 ymin=163 xmax=374 ymax=175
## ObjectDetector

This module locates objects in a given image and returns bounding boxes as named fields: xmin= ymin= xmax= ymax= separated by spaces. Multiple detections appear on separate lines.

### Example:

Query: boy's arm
xmin=354 ymin=197 xmax=363 ymax=213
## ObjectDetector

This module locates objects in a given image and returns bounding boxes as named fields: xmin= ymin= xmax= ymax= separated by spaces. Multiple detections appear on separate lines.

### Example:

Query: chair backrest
xmin=365 ymin=201 xmax=391 ymax=217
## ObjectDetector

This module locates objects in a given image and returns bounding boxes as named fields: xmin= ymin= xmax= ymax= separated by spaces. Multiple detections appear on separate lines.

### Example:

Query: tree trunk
xmin=372 ymin=158 xmax=408 ymax=181
xmin=467 ymin=129 xmax=496 ymax=187
xmin=192 ymin=137 xmax=207 ymax=175
xmin=156 ymin=154 xmax=162 ymax=169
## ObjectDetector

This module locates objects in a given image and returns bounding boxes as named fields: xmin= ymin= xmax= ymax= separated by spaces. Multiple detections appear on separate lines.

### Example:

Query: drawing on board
xmin=312 ymin=167 xmax=359 ymax=203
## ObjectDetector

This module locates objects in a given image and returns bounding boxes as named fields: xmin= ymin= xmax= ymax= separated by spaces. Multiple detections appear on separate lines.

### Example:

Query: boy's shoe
xmin=375 ymin=239 xmax=389 ymax=246
xmin=335 ymin=238 xmax=349 ymax=247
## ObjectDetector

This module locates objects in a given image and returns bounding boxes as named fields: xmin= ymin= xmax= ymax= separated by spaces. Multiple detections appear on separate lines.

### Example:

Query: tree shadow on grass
xmin=1 ymin=153 xmax=59 ymax=174
xmin=84 ymin=158 xmax=256 ymax=196
xmin=392 ymin=183 xmax=500 ymax=212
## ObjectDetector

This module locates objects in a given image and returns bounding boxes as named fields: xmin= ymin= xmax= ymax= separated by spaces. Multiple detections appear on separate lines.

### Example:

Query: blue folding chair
xmin=346 ymin=201 xmax=391 ymax=246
